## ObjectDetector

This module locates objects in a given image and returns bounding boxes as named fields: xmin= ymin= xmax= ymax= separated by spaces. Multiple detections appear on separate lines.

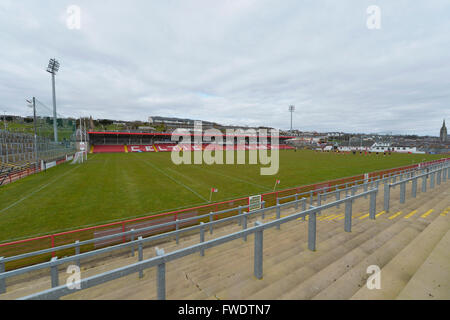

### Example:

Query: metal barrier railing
xmin=383 ymin=164 xmax=449 ymax=212
xmin=19 ymin=187 xmax=380 ymax=300
xmin=0 ymin=161 xmax=441 ymax=271
xmin=3 ymin=160 xmax=448 ymax=300
xmin=1 ymin=158 xmax=447 ymax=264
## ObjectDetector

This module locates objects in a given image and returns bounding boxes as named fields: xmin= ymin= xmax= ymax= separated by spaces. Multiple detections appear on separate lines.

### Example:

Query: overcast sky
xmin=0 ymin=0 xmax=449 ymax=135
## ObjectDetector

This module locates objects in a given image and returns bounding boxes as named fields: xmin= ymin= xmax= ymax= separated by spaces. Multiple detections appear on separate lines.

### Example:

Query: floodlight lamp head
xmin=46 ymin=58 xmax=60 ymax=74
xmin=289 ymin=105 xmax=295 ymax=112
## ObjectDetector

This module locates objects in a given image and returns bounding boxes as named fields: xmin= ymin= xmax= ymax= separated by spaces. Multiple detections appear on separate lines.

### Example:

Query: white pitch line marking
xmin=140 ymin=158 xmax=208 ymax=202
xmin=0 ymin=164 xmax=82 ymax=214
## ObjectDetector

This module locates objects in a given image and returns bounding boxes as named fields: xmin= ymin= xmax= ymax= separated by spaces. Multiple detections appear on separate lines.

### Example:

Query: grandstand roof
xmin=88 ymin=131 xmax=295 ymax=139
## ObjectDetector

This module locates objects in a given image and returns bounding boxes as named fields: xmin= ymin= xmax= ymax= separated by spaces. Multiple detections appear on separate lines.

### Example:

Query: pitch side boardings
xmin=128 ymin=145 xmax=156 ymax=152
xmin=127 ymin=144 xmax=295 ymax=152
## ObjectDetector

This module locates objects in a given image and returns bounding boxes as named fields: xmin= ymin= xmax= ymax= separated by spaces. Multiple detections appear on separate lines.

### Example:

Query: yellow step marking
xmin=314 ymin=214 xmax=324 ymax=220
xmin=322 ymin=214 xmax=339 ymax=221
xmin=404 ymin=210 xmax=417 ymax=219
xmin=376 ymin=211 xmax=386 ymax=218
xmin=295 ymin=212 xmax=309 ymax=221
xmin=441 ymin=210 xmax=449 ymax=217
xmin=335 ymin=211 xmax=363 ymax=221
xmin=319 ymin=214 xmax=335 ymax=221
xmin=330 ymin=213 xmax=344 ymax=221
xmin=317 ymin=214 xmax=331 ymax=221
xmin=388 ymin=211 xmax=402 ymax=220
xmin=359 ymin=213 xmax=370 ymax=220
xmin=420 ymin=209 xmax=434 ymax=218
xmin=269 ymin=214 xmax=288 ymax=220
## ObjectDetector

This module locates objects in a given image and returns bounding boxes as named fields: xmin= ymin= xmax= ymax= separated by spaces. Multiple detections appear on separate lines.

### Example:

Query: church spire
xmin=440 ymin=119 xmax=447 ymax=143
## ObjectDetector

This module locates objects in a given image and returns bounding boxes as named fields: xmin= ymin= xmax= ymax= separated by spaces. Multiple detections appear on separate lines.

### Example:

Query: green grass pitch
xmin=0 ymin=150 xmax=445 ymax=242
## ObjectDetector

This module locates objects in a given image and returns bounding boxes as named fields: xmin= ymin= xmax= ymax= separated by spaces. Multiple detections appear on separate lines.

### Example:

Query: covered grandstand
xmin=88 ymin=131 xmax=296 ymax=153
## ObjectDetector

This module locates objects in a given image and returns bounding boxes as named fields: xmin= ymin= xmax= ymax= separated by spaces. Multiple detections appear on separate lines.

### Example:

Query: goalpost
xmin=71 ymin=117 xmax=88 ymax=164
xmin=71 ymin=151 xmax=85 ymax=164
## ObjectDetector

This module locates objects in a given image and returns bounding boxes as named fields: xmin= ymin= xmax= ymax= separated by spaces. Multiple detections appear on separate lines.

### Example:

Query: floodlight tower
xmin=46 ymin=58 xmax=60 ymax=142
xmin=289 ymin=105 xmax=295 ymax=132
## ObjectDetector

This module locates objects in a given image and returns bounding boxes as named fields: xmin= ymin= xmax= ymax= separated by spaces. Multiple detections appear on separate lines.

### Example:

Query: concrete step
xmin=241 ymin=222 xmax=389 ymax=299
xmin=61 ymin=181 xmax=450 ymax=300
xmin=313 ymin=191 xmax=450 ymax=299
xmin=396 ymin=227 xmax=450 ymax=299
xmin=262 ymin=218 xmax=410 ymax=299
xmin=245 ymin=183 xmax=448 ymax=300
xmin=63 ymin=198 xmax=383 ymax=300
xmin=350 ymin=214 xmax=450 ymax=300
xmin=63 ymin=220 xmax=305 ymax=300
xmin=210 ymin=214 xmax=386 ymax=300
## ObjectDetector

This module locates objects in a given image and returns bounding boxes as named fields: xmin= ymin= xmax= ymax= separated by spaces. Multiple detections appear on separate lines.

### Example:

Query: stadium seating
xmin=92 ymin=145 xmax=126 ymax=153
xmin=0 ymin=162 xmax=37 ymax=186
xmin=91 ymin=144 xmax=295 ymax=153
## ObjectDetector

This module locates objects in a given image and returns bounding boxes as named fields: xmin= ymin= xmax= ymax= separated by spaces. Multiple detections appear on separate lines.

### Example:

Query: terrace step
xmin=67 ymin=218 xmax=311 ymax=300
xmin=191 ymin=182 xmax=450 ymax=300
xmin=181 ymin=214 xmax=380 ymax=299
xmin=351 ymin=213 xmax=450 ymax=299
xmin=84 ymin=180 xmax=436 ymax=298
xmin=249 ymin=218 xmax=408 ymax=299
xmin=396 ymin=229 xmax=450 ymax=299
xmin=62 ymin=201 xmax=381 ymax=300
xmin=312 ymin=191 xmax=450 ymax=299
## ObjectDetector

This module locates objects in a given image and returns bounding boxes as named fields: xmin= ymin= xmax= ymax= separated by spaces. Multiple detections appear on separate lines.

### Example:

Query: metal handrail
xmin=389 ymin=165 xmax=447 ymax=187
xmin=0 ymin=200 xmax=275 ymax=282
xmin=383 ymin=164 xmax=449 ymax=212
xmin=0 ymin=203 xmax=258 ymax=264
xmin=19 ymin=187 xmax=379 ymax=300
xmin=9 ymin=162 xmax=450 ymax=300
xmin=277 ymin=162 xmax=443 ymax=202
xmin=0 ymin=161 xmax=445 ymax=265
xmin=0 ymin=185 xmax=377 ymax=292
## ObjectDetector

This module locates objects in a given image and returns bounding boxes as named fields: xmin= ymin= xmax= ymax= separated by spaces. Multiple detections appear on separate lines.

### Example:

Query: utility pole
xmin=32 ymin=97 xmax=38 ymax=167
xmin=80 ymin=116 xmax=83 ymax=152
xmin=26 ymin=98 xmax=39 ymax=168
xmin=84 ymin=117 xmax=88 ymax=160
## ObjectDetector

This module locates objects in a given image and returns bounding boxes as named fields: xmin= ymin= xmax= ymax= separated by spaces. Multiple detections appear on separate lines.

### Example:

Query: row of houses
xmin=328 ymin=143 xmax=425 ymax=154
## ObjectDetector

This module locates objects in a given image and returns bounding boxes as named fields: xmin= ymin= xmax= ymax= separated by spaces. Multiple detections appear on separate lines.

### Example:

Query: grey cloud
xmin=0 ymin=0 xmax=449 ymax=136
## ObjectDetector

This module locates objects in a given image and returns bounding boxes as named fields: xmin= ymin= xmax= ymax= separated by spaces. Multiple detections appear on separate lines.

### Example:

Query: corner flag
xmin=273 ymin=179 xmax=281 ymax=191
xmin=209 ymin=188 xmax=219 ymax=202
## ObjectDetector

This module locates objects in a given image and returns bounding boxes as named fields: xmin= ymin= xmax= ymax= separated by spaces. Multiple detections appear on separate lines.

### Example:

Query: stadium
xmin=1 ymin=1 xmax=449 ymax=308
xmin=1 ymin=124 xmax=449 ymax=300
